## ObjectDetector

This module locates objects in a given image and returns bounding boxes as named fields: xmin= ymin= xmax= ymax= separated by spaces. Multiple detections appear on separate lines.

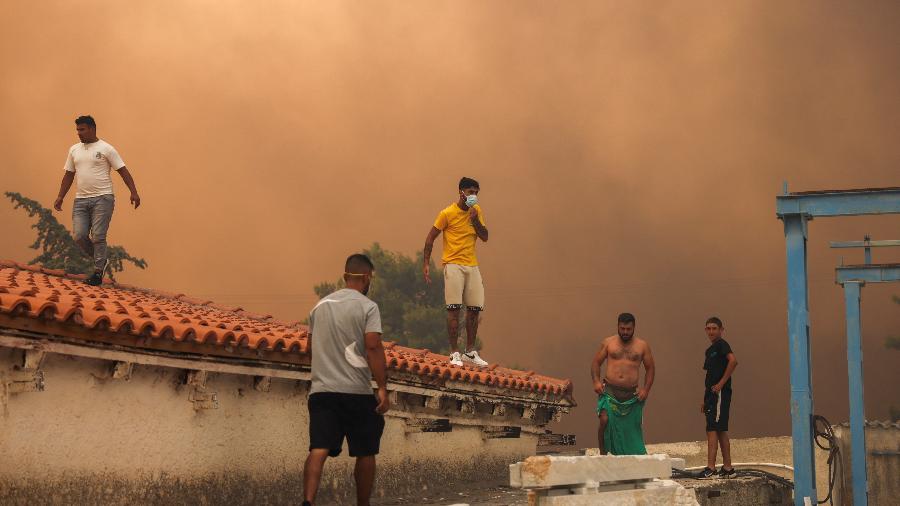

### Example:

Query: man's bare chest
xmin=609 ymin=345 xmax=641 ymax=362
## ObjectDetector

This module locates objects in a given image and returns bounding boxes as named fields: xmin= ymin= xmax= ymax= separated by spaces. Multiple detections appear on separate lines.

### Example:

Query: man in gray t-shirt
xmin=302 ymin=254 xmax=389 ymax=506
xmin=309 ymin=286 xmax=383 ymax=395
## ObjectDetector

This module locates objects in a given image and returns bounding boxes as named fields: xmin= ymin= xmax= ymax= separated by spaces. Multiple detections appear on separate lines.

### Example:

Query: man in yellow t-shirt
xmin=423 ymin=177 xmax=490 ymax=367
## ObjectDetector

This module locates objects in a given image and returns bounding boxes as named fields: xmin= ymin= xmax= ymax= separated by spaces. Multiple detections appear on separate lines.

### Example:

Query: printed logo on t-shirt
xmin=95 ymin=152 xmax=103 ymax=159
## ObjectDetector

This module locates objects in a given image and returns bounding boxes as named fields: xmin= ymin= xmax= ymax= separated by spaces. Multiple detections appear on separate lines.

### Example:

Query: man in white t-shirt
xmin=54 ymin=115 xmax=141 ymax=286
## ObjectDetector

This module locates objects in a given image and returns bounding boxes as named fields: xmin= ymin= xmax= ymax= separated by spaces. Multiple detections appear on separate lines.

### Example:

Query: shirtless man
xmin=590 ymin=313 xmax=656 ymax=454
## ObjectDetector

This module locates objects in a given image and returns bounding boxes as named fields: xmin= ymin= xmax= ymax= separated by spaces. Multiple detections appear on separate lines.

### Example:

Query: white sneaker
xmin=449 ymin=352 xmax=464 ymax=366
xmin=462 ymin=350 xmax=489 ymax=367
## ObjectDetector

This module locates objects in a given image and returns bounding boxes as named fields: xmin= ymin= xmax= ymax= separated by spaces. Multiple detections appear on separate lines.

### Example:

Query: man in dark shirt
xmin=699 ymin=316 xmax=738 ymax=478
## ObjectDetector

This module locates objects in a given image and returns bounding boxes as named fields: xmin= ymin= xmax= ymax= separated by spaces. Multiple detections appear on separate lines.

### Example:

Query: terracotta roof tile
xmin=0 ymin=260 xmax=573 ymax=397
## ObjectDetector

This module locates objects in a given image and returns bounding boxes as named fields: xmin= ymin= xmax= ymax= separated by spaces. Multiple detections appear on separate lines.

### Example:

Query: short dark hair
xmin=617 ymin=312 xmax=636 ymax=325
xmin=345 ymin=253 xmax=374 ymax=274
xmin=75 ymin=115 xmax=96 ymax=128
xmin=706 ymin=316 xmax=724 ymax=328
xmin=459 ymin=177 xmax=480 ymax=191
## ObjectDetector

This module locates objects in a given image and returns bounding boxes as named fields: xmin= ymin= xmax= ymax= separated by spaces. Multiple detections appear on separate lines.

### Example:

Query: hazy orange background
xmin=1 ymin=1 xmax=898 ymax=446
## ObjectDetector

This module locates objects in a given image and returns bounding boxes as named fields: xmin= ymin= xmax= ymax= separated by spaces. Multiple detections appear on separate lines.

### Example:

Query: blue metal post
xmin=843 ymin=281 xmax=868 ymax=505
xmin=783 ymin=214 xmax=817 ymax=505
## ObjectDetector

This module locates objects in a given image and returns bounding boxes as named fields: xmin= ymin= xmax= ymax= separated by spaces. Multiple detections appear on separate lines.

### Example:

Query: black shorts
xmin=308 ymin=392 xmax=385 ymax=457
xmin=704 ymin=388 xmax=732 ymax=432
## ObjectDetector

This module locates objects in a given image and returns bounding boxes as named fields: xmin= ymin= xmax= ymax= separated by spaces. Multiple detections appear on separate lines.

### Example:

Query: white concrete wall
xmin=0 ymin=348 xmax=537 ymax=504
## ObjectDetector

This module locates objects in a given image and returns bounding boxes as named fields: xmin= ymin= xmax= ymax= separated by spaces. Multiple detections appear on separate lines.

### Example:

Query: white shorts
xmin=443 ymin=264 xmax=484 ymax=311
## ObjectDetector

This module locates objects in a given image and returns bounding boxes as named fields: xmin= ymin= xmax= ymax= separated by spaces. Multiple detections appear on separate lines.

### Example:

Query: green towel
xmin=596 ymin=392 xmax=647 ymax=455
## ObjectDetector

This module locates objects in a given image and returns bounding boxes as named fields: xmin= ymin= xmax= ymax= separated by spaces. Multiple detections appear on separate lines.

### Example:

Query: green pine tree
xmin=5 ymin=192 xmax=147 ymax=277
xmin=313 ymin=243 xmax=476 ymax=353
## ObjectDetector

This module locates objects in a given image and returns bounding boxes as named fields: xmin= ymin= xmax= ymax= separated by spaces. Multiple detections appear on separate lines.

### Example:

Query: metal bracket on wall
xmin=404 ymin=418 xmax=452 ymax=434
xmin=5 ymin=369 xmax=45 ymax=394
xmin=482 ymin=426 xmax=521 ymax=439
xmin=538 ymin=432 xmax=577 ymax=447
xmin=0 ymin=369 xmax=45 ymax=415
xmin=185 ymin=370 xmax=218 ymax=410
xmin=189 ymin=388 xmax=219 ymax=410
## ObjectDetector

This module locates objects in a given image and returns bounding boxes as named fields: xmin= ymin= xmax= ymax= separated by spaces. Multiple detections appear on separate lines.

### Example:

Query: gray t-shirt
xmin=309 ymin=288 xmax=382 ymax=395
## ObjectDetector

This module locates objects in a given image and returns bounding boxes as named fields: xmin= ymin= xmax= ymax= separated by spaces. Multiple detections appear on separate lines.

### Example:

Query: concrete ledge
xmin=510 ymin=454 xmax=677 ymax=488
xmin=531 ymin=479 xmax=699 ymax=505
xmin=677 ymin=476 xmax=791 ymax=506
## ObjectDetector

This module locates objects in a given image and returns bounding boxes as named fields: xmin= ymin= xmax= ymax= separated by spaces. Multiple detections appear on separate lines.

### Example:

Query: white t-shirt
xmin=63 ymin=139 xmax=126 ymax=199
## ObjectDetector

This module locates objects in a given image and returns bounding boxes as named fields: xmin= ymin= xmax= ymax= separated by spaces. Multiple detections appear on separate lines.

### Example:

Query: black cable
xmin=670 ymin=417 xmax=843 ymax=504
xmin=813 ymin=415 xmax=844 ymax=505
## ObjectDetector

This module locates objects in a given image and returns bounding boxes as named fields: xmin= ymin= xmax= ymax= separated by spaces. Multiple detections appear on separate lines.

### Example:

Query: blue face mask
xmin=465 ymin=194 xmax=478 ymax=207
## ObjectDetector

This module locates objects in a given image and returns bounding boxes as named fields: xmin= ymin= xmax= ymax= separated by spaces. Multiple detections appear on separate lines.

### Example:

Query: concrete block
xmin=510 ymin=454 xmax=675 ymax=488
xmin=584 ymin=449 xmax=685 ymax=470
xmin=535 ymin=479 xmax=699 ymax=505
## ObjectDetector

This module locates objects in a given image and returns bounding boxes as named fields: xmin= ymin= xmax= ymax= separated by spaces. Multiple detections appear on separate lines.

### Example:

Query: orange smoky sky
xmin=1 ymin=1 xmax=898 ymax=446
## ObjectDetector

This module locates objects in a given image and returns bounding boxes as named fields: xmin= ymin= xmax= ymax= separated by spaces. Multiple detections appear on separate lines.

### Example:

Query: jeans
xmin=72 ymin=194 xmax=115 ymax=272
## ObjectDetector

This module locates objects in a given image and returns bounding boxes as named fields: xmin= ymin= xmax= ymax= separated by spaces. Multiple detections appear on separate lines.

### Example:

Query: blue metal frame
xmin=842 ymin=281 xmax=866 ymax=506
xmin=776 ymin=187 xmax=900 ymax=506
xmin=776 ymin=187 xmax=900 ymax=217
xmin=836 ymin=264 xmax=900 ymax=284
xmin=836 ymin=265 xmax=900 ymax=506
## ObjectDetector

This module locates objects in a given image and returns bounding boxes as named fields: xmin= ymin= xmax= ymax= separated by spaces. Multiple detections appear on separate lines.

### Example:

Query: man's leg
xmin=464 ymin=309 xmax=480 ymax=351
xmin=444 ymin=265 xmax=464 ymax=354
xmin=354 ymin=456 xmax=376 ymax=506
xmin=446 ymin=308 xmax=461 ymax=352
xmin=462 ymin=266 xmax=485 ymax=353
xmin=303 ymin=449 xmax=329 ymax=504
xmin=597 ymin=410 xmax=608 ymax=455
xmin=90 ymin=194 xmax=115 ymax=274
xmin=72 ymin=198 xmax=94 ymax=261
xmin=706 ymin=431 xmax=719 ymax=469
xmin=718 ymin=431 xmax=732 ymax=469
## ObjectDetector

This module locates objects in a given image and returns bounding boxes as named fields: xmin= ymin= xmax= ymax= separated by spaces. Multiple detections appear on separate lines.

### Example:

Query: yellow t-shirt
xmin=434 ymin=203 xmax=486 ymax=266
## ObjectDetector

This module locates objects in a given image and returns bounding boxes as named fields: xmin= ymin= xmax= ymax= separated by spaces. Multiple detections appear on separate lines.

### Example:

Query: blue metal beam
xmin=842 ymin=281 xmax=868 ymax=506
xmin=777 ymin=186 xmax=900 ymax=506
xmin=835 ymin=264 xmax=900 ymax=284
xmin=783 ymin=214 xmax=818 ymax=505
xmin=776 ymin=188 xmax=900 ymax=217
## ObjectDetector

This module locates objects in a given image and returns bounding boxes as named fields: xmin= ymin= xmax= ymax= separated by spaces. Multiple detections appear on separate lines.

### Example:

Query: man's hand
xmin=700 ymin=402 xmax=706 ymax=414
xmin=423 ymin=263 xmax=431 ymax=284
xmin=468 ymin=207 xmax=478 ymax=222
xmin=375 ymin=387 xmax=390 ymax=414
xmin=593 ymin=380 xmax=605 ymax=395
xmin=711 ymin=382 xmax=723 ymax=393
xmin=53 ymin=197 xmax=64 ymax=212
xmin=130 ymin=192 xmax=141 ymax=209
xmin=637 ymin=388 xmax=649 ymax=402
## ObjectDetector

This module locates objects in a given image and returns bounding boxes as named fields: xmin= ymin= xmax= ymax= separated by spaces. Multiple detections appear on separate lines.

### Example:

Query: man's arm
xmin=54 ymin=172 xmax=75 ymax=211
xmin=423 ymin=226 xmax=441 ymax=284
xmin=591 ymin=339 xmax=608 ymax=394
xmin=469 ymin=208 xmax=488 ymax=242
xmin=116 ymin=167 xmax=141 ymax=208
xmin=364 ymin=331 xmax=390 ymax=414
xmin=638 ymin=342 xmax=655 ymax=401
xmin=711 ymin=353 xmax=738 ymax=392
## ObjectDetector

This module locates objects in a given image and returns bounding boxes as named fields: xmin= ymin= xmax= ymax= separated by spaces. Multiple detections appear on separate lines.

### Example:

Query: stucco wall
xmin=833 ymin=423 xmax=900 ymax=506
xmin=0 ymin=348 xmax=537 ymax=504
